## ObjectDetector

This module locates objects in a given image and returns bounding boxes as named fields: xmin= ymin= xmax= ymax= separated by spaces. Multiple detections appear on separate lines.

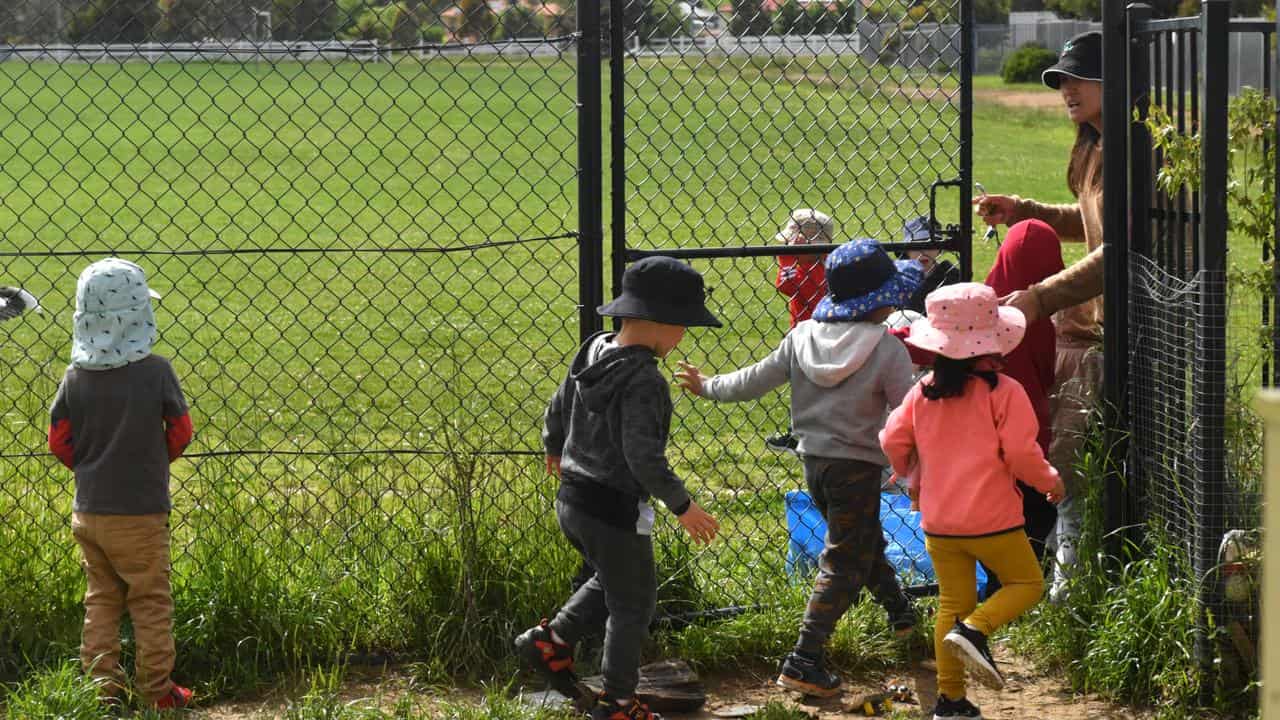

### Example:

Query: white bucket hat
xmin=71 ymin=258 xmax=162 ymax=370
xmin=775 ymin=208 xmax=836 ymax=245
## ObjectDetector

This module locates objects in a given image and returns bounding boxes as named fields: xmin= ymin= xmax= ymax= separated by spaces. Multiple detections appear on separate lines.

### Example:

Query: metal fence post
xmin=1125 ymin=2 xmax=1152 ymax=543
xmin=1101 ymin=0 xmax=1131 ymax=559
xmin=959 ymin=0 xmax=974 ymax=281
xmin=1197 ymin=0 xmax=1231 ymax=700
xmin=609 ymin=0 xmax=626 ymax=304
xmin=578 ymin=0 xmax=605 ymax=343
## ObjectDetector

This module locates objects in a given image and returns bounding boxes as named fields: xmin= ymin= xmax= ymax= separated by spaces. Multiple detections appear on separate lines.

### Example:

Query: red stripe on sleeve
xmin=48 ymin=419 xmax=74 ymax=469
xmin=165 ymin=413 xmax=194 ymax=462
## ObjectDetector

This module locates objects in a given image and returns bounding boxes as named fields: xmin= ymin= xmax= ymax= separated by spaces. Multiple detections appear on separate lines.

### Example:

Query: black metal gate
xmin=1104 ymin=0 xmax=1277 ymax=693
xmin=603 ymin=0 xmax=974 ymax=604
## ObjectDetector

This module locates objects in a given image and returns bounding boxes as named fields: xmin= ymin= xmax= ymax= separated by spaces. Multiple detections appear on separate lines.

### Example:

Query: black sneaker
xmin=887 ymin=603 xmax=917 ymax=639
xmin=775 ymin=652 xmax=841 ymax=697
xmin=932 ymin=693 xmax=983 ymax=719
xmin=590 ymin=696 xmax=663 ymax=720
xmin=765 ymin=432 xmax=799 ymax=453
xmin=515 ymin=619 xmax=585 ymax=701
xmin=943 ymin=621 xmax=1005 ymax=690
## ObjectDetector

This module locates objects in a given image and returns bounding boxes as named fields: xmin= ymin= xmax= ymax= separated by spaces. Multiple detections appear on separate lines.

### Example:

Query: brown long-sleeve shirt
xmin=1007 ymin=141 xmax=1105 ymax=342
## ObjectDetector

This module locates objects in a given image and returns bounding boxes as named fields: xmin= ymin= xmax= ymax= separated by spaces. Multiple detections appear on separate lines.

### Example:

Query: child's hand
xmin=674 ymin=361 xmax=707 ymax=397
xmin=546 ymin=455 xmax=561 ymax=478
xmin=1046 ymin=478 xmax=1066 ymax=504
xmin=677 ymin=501 xmax=720 ymax=545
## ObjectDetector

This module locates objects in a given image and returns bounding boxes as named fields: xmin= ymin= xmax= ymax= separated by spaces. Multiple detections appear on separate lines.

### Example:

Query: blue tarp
xmin=785 ymin=489 xmax=988 ymax=596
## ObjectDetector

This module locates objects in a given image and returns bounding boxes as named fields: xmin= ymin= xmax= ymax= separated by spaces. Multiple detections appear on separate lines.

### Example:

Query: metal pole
xmin=1274 ymin=4 xmax=1280 ymax=387
xmin=1197 ymin=0 xmax=1231 ymax=702
xmin=959 ymin=0 xmax=974 ymax=281
xmin=1125 ymin=2 xmax=1152 ymax=544
xmin=609 ymin=0 xmax=626 ymax=304
xmin=578 ymin=0 xmax=604 ymax=343
xmin=1101 ymin=0 xmax=1130 ymax=560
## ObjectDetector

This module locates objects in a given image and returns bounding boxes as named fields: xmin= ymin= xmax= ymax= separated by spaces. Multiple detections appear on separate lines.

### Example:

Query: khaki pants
xmin=71 ymin=512 xmax=176 ymax=703
xmin=1045 ymin=340 xmax=1103 ymax=601
xmin=927 ymin=530 xmax=1043 ymax=700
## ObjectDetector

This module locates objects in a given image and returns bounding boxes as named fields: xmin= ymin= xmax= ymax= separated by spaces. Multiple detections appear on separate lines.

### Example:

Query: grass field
xmin=3 ymin=51 xmax=1256 ymax=709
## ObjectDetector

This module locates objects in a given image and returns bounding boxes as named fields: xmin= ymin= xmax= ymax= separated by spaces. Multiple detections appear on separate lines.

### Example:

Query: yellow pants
xmin=926 ymin=529 xmax=1043 ymax=700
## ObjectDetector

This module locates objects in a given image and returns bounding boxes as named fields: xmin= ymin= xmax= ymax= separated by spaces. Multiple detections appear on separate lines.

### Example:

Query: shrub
xmin=1001 ymin=42 xmax=1058 ymax=84
xmin=494 ymin=4 xmax=544 ymax=40
xmin=420 ymin=23 xmax=446 ymax=43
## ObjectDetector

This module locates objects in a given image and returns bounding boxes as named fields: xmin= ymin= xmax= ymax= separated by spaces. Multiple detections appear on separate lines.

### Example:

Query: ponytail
xmin=922 ymin=356 xmax=999 ymax=400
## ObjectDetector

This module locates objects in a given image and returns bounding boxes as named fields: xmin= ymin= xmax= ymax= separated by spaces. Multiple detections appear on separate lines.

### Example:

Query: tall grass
xmin=1009 ymin=398 xmax=1264 ymax=718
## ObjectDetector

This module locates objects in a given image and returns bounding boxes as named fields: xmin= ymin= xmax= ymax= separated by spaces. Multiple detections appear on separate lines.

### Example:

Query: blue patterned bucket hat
xmin=812 ymin=239 xmax=923 ymax=323
xmin=71 ymin=258 xmax=162 ymax=370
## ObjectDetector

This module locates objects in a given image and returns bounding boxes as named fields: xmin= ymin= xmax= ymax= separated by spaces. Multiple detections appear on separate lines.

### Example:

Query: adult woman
xmin=972 ymin=31 xmax=1104 ymax=603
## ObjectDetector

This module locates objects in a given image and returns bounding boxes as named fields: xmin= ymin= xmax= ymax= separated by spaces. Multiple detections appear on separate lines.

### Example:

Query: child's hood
xmin=791 ymin=320 xmax=886 ymax=387
xmin=570 ymin=333 xmax=659 ymax=413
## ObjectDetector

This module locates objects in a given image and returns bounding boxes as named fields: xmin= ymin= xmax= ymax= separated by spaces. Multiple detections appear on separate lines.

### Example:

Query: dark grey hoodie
xmin=543 ymin=332 xmax=691 ymax=534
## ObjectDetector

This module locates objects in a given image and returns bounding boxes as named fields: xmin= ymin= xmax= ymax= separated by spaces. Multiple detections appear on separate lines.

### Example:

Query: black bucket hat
xmin=1042 ymin=31 xmax=1102 ymax=89
xmin=598 ymin=256 xmax=722 ymax=328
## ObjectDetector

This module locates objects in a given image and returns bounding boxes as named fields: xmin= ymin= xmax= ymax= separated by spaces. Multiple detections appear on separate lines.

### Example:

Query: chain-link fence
xmin=0 ymin=0 xmax=973 ymax=679
xmin=1118 ymin=3 xmax=1274 ymax=694
xmin=612 ymin=0 xmax=971 ymax=604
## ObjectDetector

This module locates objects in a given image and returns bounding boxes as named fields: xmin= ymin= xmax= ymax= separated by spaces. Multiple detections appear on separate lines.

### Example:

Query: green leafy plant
xmin=1001 ymin=43 xmax=1058 ymax=84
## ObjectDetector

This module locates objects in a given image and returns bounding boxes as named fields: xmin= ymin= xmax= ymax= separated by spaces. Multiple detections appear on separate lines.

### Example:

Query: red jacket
xmin=776 ymin=256 xmax=826 ymax=328
xmin=983 ymin=219 xmax=1064 ymax=455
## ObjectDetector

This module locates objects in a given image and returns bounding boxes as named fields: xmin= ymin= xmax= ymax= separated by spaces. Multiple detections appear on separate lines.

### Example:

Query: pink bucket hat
xmin=906 ymin=283 xmax=1027 ymax=359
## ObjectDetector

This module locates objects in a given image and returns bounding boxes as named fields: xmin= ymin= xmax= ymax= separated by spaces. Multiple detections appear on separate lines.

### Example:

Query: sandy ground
xmin=185 ymin=642 xmax=1151 ymax=720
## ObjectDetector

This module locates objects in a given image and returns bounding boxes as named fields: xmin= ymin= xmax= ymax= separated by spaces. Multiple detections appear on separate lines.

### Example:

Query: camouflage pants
xmin=795 ymin=457 xmax=911 ymax=657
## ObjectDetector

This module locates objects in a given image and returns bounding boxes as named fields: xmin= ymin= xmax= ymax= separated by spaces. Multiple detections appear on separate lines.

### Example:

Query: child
xmin=767 ymin=209 xmax=835 ymax=452
xmin=984 ymin=220 xmax=1064 ymax=560
xmin=48 ymin=258 xmax=194 ymax=710
xmin=677 ymin=239 xmax=922 ymax=697
xmin=774 ymin=208 xmax=835 ymax=328
xmin=879 ymin=283 xmax=1065 ymax=720
xmin=899 ymin=216 xmax=961 ymax=315
xmin=516 ymin=256 xmax=721 ymax=720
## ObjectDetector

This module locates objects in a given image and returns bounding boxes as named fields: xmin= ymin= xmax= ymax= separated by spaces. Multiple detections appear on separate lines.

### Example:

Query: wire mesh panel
xmin=612 ymin=0 xmax=970 ymax=604
xmin=0 ymin=0 xmax=587 ymax=675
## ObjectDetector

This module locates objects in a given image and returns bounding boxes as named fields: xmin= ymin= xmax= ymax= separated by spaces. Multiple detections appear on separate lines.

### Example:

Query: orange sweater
xmin=880 ymin=374 xmax=1060 ymax=537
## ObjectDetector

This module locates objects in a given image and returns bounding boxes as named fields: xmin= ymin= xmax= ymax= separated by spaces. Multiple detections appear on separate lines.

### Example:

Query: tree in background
xmin=457 ymin=0 xmax=496 ymax=40
xmin=1044 ymin=0 xmax=1180 ymax=20
xmin=772 ymin=0 xmax=803 ymax=34
xmin=495 ymin=2 xmax=542 ymax=39
xmin=272 ymin=0 xmax=339 ymax=40
xmin=728 ymin=0 xmax=772 ymax=36
xmin=67 ymin=0 xmax=156 ymax=42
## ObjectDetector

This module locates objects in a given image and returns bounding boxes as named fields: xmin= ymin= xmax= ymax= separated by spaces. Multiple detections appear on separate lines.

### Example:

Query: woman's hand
xmin=675 ymin=361 xmax=707 ymax=397
xmin=973 ymin=194 xmax=1017 ymax=227
xmin=1000 ymin=289 xmax=1042 ymax=324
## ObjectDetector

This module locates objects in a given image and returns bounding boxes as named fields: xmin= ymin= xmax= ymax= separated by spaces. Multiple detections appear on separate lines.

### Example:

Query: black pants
xmin=549 ymin=501 xmax=656 ymax=700
xmin=795 ymin=456 xmax=911 ymax=656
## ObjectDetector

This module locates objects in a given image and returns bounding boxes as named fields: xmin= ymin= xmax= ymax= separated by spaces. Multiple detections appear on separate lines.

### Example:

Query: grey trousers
xmin=549 ymin=501 xmax=657 ymax=700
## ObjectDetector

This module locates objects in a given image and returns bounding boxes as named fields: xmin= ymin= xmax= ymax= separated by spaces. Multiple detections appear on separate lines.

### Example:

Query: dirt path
xmin=188 ymin=643 xmax=1150 ymax=720
xmin=973 ymin=88 xmax=1063 ymax=111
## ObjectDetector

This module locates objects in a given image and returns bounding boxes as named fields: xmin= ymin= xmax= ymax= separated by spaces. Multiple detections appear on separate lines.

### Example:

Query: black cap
xmin=598 ymin=256 xmax=722 ymax=328
xmin=1042 ymin=31 xmax=1102 ymax=90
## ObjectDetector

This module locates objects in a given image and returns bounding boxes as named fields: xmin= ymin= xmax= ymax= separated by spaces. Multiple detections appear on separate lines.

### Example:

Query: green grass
xmin=0 ymin=57 xmax=1255 ymax=714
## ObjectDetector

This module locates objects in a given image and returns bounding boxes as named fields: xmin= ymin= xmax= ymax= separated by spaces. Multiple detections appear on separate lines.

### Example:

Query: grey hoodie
xmin=703 ymin=320 xmax=913 ymax=464
xmin=543 ymin=333 xmax=691 ymax=533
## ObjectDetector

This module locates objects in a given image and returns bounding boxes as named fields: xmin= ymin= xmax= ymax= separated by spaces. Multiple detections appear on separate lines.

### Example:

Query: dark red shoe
xmin=590 ymin=697 xmax=663 ymax=720
xmin=515 ymin=619 xmax=585 ymax=701
xmin=151 ymin=684 xmax=193 ymax=710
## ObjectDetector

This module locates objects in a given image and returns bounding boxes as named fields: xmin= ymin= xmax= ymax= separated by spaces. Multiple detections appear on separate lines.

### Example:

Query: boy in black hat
xmin=516 ymin=256 xmax=721 ymax=720
xmin=676 ymin=239 xmax=921 ymax=698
